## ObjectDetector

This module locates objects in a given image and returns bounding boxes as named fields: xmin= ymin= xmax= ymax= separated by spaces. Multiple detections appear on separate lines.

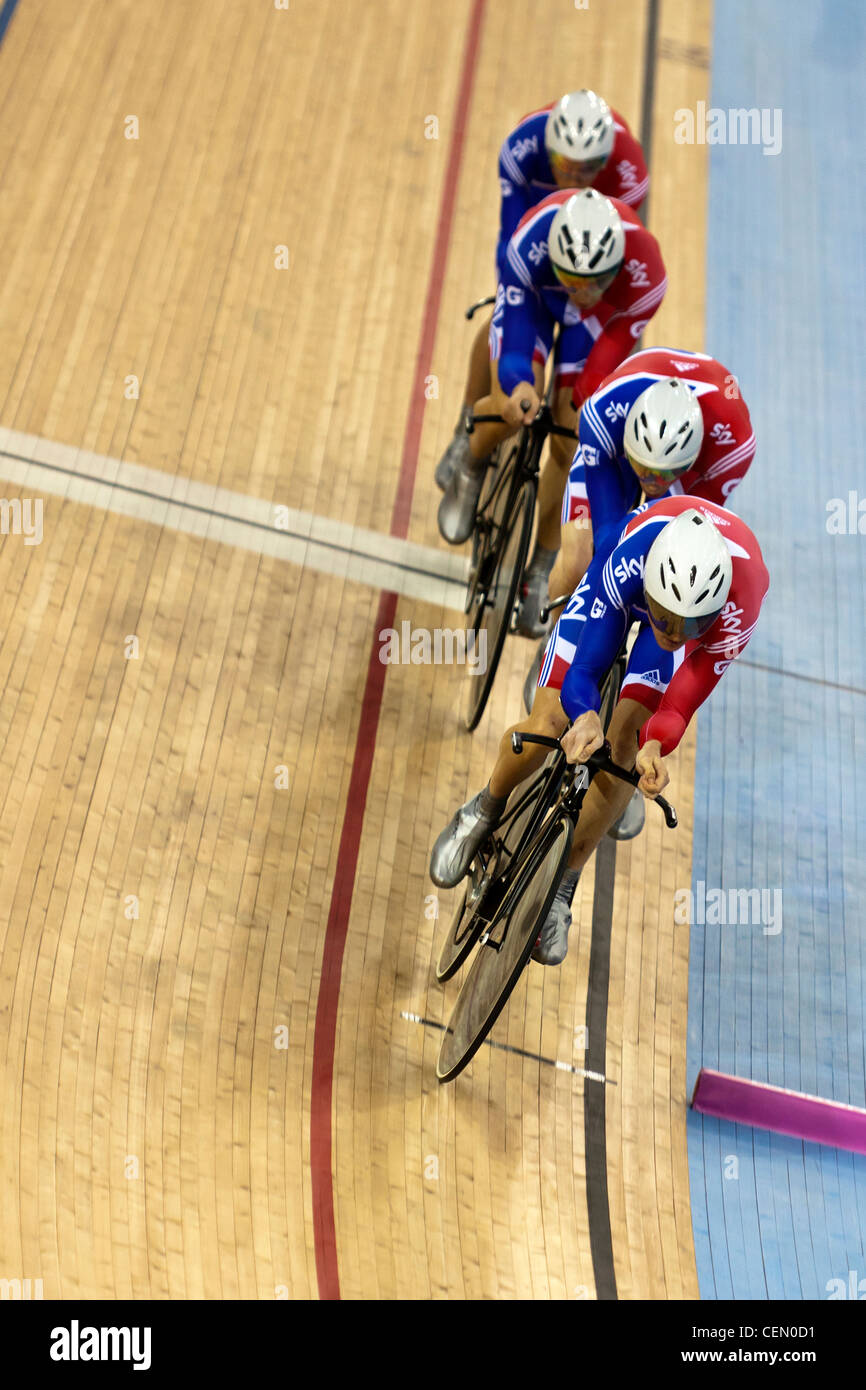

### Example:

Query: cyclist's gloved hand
xmin=635 ymin=739 xmax=669 ymax=797
xmin=502 ymin=382 xmax=540 ymax=427
xmin=561 ymin=710 xmax=603 ymax=765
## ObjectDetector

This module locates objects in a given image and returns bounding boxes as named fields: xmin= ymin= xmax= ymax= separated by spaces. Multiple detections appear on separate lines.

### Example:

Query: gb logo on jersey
xmin=721 ymin=477 xmax=739 ymax=499
xmin=590 ymin=597 xmax=607 ymax=619
xmin=527 ymin=239 xmax=547 ymax=266
xmin=512 ymin=135 xmax=538 ymax=162
xmin=630 ymin=319 xmax=648 ymax=339
xmin=625 ymin=258 xmax=650 ymax=288
xmin=505 ymin=285 xmax=525 ymax=306
xmin=710 ymin=421 xmax=736 ymax=446
xmin=580 ymin=443 xmax=600 ymax=468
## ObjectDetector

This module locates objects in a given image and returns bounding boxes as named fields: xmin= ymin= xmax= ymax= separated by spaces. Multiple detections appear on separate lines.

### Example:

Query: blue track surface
xmin=687 ymin=0 xmax=866 ymax=1300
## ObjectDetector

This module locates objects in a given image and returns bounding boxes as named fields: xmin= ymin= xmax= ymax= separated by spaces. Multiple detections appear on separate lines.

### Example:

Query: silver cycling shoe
xmin=531 ymin=894 xmax=572 ymax=966
xmin=513 ymin=566 xmax=552 ymax=638
xmin=435 ymin=413 xmax=472 ymax=491
xmin=429 ymin=791 xmax=499 ymax=889
xmin=606 ymin=788 xmax=646 ymax=841
xmin=437 ymin=455 xmax=488 ymax=545
xmin=522 ymin=637 xmax=548 ymax=714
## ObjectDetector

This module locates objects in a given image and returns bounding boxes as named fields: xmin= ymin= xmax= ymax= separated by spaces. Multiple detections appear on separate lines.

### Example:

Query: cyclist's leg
xmin=470 ymin=292 xmax=551 ymax=460
xmin=487 ymin=686 xmax=569 ymax=800
xmin=464 ymin=315 xmax=493 ymax=407
xmin=549 ymin=455 xmax=594 ymax=601
xmin=430 ymin=654 xmax=568 ymax=890
xmin=436 ymin=316 xmax=496 ymax=491
xmin=563 ymin=622 xmax=684 ymax=869
xmin=469 ymin=353 xmax=545 ymax=460
xmin=437 ymin=346 xmax=545 ymax=544
xmin=531 ymin=321 xmax=592 ymax=551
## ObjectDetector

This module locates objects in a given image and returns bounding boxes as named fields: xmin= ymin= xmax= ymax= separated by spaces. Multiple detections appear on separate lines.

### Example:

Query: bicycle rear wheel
xmin=463 ymin=460 xmax=536 ymax=732
xmin=435 ymin=752 xmax=559 ymax=982
xmin=436 ymin=812 xmax=574 ymax=1082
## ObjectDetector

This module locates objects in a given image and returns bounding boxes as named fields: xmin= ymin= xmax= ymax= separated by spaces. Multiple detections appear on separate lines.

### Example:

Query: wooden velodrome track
xmin=0 ymin=0 xmax=714 ymax=1299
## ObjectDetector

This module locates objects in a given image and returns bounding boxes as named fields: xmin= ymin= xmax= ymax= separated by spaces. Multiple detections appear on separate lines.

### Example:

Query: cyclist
xmin=546 ymin=347 xmax=755 ymax=622
xmin=437 ymin=188 xmax=666 ymax=635
xmin=522 ymin=348 xmax=756 ymax=837
xmin=436 ymin=90 xmax=648 ymax=493
xmin=429 ymin=498 xmax=769 ymax=965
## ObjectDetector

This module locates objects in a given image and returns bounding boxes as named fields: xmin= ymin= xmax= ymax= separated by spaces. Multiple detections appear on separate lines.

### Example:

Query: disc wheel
xmin=436 ymin=813 xmax=574 ymax=1083
xmin=463 ymin=461 xmax=536 ymax=732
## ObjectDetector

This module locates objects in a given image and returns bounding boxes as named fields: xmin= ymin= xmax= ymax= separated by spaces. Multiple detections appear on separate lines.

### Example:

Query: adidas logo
xmin=671 ymin=359 xmax=700 ymax=372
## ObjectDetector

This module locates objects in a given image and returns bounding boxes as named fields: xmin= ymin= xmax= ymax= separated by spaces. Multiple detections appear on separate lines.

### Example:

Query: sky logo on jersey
xmin=717 ymin=600 xmax=744 ymax=645
xmin=563 ymin=572 xmax=592 ymax=620
xmin=625 ymin=258 xmax=650 ymax=288
xmin=512 ymin=135 xmax=538 ymax=162
xmin=710 ymin=421 xmax=736 ymax=446
xmin=603 ymin=399 xmax=629 ymax=423
xmin=613 ymin=553 xmax=645 ymax=585
xmin=590 ymin=597 xmax=607 ymax=619
xmin=527 ymin=239 xmax=547 ymax=266
xmin=616 ymin=158 xmax=638 ymax=187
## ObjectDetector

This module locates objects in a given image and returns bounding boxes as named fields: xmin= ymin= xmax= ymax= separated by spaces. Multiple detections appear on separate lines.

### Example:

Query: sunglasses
xmin=646 ymin=593 xmax=721 ymax=643
xmin=553 ymin=264 xmax=620 ymax=293
xmin=625 ymin=449 xmax=693 ymax=485
xmin=549 ymin=152 xmax=609 ymax=180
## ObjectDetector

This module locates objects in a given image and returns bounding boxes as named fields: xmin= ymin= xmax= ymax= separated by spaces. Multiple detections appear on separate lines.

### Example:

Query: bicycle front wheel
xmin=436 ymin=812 xmax=574 ymax=1082
xmin=463 ymin=466 xmax=536 ymax=732
xmin=435 ymin=751 xmax=559 ymax=983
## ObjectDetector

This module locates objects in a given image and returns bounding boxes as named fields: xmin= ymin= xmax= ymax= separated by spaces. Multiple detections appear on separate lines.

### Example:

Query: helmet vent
xmin=671 ymin=583 xmax=682 ymax=602
xmin=689 ymin=565 xmax=697 ymax=585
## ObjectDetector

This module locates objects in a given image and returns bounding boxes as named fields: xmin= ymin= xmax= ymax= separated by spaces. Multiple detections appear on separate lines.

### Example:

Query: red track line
xmin=309 ymin=0 xmax=487 ymax=1300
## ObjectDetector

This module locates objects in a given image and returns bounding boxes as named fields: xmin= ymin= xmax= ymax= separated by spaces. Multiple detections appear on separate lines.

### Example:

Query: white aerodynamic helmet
xmin=644 ymin=508 xmax=733 ymax=641
xmin=624 ymin=379 xmax=705 ymax=473
xmin=548 ymin=189 xmax=625 ymax=280
xmin=545 ymin=90 xmax=615 ymax=162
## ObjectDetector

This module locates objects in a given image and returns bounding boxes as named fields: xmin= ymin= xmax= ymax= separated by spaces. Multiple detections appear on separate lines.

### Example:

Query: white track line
xmin=0 ymin=426 xmax=469 ymax=611
xmin=400 ymin=1011 xmax=608 ymax=1083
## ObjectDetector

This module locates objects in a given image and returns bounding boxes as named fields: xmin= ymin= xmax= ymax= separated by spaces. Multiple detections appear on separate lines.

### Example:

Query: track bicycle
xmin=435 ymin=724 xmax=676 ymax=1084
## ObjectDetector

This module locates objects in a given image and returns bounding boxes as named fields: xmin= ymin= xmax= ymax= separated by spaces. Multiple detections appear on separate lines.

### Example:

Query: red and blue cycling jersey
xmin=565 ymin=347 xmax=756 ymax=534
xmin=494 ymin=192 xmax=666 ymax=404
xmin=557 ymin=496 xmax=769 ymax=754
xmin=496 ymin=102 xmax=648 ymax=279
